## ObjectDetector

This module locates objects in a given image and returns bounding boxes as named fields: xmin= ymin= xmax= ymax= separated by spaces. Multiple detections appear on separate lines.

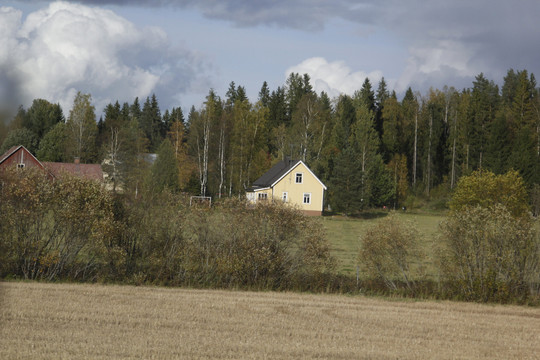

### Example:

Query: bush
xmin=438 ymin=205 xmax=540 ymax=302
xmin=180 ymin=199 xmax=335 ymax=289
xmin=0 ymin=168 xmax=116 ymax=281
xmin=358 ymin=213 xmax=424 ymax=292
xmin=449 ymin=170 xmax=530 ymax=218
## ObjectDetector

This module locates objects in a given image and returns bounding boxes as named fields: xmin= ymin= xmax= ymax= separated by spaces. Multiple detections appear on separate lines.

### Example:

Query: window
xmin=295 ymin=172 xmax=303 ymax=183
xmin=303 ymin=193 xmax=311 ymax=204
xmin=258 ymin=193 xmax=268 ymax=201
xmin=282 ymin=192 xmax=288 ymax=202
xmin=17 ymin=163 xmax=25 ymax=169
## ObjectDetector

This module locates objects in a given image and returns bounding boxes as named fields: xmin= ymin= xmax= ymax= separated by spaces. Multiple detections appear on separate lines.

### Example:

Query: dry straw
xmin=1 ymin=282 xmax=539 ymax=359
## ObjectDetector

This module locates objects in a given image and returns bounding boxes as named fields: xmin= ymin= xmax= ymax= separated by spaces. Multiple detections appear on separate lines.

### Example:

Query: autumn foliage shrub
xmin=0 ymin=168 xmax=117 ymax=280
xmin=178 ymin=199 xmax=335 ymax=289
xmin=438 ymin=205 xmax=540 ymax=302
xmin=438 ymin=170 xmax=540 ymax=303
xmin=358 ymin=213 xmax=424 ymax=293
xmin=0 ymin=170 xmax=335 ymax=290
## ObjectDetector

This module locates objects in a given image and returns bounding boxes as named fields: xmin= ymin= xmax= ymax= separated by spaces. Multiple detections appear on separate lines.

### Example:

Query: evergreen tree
xmin=236 ymin=86 xmax=248 ymax=103
xmin=375 ymin=77 xmax=390 ymax=141
xmin=367 ymin=154 xmax=395 ymax=207
xmin=467 ymin=73 xmax=499 ymax=170
xmin=329 ymin=147 xmax=363 ymax=214
xmin=355 ymin=78 xmax=376 ymax=113
xmin=331 ymin=95 xmax=356 ymax=151
xmin=258 ymin=81 xmax=270 ymax=107
xmin=484 ymin=113 xmax=510 ymax=174
xmin=268 ymin=86 xmax=287 ymax=128
xmin=130 ymin=97 xmax=141 ymax=121
xmin=225 ymin=81 xmax=237 ymax=107
xmin=37 ymin=122 xmax=68 ymax=162
xmin=140 ymin=94 xmax=162 ymax=151
xmin=23 ymin=99 xmax=64 ymax=140
xmin=0 ymin=128 xmax=39 ymax=155
xmin=286 ymin=72 xmax=308 ymax=121
xmin=151 ymin=138 xmax=180 ymax=192
xmin=381 ymin=93 xmax=401 ymax=161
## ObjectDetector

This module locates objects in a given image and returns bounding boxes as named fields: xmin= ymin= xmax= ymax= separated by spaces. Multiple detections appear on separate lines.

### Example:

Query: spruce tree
xmin=151 ymin=138 xmax=180 ymax=192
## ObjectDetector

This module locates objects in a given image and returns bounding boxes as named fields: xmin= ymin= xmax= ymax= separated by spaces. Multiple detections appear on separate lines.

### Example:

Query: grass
xmin=320 ymin=210 xmax=446 ymax=275
xmin=1 ymin=281 xmax=539 ymax=359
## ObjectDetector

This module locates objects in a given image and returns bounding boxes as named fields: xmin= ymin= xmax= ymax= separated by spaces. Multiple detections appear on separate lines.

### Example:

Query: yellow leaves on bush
xmin=438 ymin=204 xmax=539 ymax=302
xmin=449 ymin=170 xmax=529 ymax=218
xmin=0 ymin=168 xmax=116 ymax=280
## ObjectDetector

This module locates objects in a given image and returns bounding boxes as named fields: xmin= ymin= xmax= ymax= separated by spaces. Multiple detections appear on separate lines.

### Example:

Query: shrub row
xmin=0 ymin=169 xmax=335 ymax=291
xmin=1 ymin=169 xmax=538 ymax=304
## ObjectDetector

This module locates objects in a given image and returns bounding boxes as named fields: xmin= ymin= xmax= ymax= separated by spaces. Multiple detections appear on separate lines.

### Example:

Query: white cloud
xmin=0 ymin=1 xmax=210 ymax=115
xmin=395 ymin=40 xmax=477 ymax=93
xmin=286 ymin=57 xmax=384 ymax=98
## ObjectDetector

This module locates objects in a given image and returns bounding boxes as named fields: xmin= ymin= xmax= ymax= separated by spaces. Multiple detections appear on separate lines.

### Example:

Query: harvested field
xmin=1 ymin=281 xmax=539 ymax=359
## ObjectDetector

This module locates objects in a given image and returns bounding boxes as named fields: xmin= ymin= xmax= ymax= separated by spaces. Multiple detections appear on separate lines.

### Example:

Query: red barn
xmin=0 ymin=145 xmax=47 ymax=172
xmin=0 ymin=145 xmax=103 ymax=182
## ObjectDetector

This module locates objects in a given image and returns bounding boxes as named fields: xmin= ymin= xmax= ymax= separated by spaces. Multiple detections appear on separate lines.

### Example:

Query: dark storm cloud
xmin=36 ymin=0 xmax=380 ymax=30
xmin=55 ymin=1 xmax=540 ymax=78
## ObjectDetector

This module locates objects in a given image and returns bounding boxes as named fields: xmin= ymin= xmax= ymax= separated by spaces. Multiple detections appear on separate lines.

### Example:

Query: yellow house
xmin=246 ymin=158 xmax=327 ymax=216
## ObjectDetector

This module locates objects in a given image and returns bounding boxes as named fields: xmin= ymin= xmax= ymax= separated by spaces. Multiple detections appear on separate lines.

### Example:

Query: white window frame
xmin=17 ymin=163 xmax=25 ymax=169
xmin=258 ymin=193 xmax=268 ymax=200
xmin=282 ymin=192 xmax=288 ymax=202
xmin=303 ymin=193 xmax=311 ymax=204
xmin=295 ymin=172 xmax=303 ymax=184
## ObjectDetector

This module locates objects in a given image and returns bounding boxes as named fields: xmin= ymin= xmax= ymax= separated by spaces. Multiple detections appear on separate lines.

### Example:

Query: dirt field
xmin=1 ymin=282 xmax=539 ymax=359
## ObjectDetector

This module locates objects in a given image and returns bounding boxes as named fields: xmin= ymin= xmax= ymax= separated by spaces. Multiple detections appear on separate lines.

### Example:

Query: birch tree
xmin=66 ymin=92 xmax=97 ymax=163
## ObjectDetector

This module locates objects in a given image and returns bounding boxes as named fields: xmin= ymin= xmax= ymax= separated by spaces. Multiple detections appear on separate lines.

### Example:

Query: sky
xmin=1 ymin=0 xmax=540 ymax=117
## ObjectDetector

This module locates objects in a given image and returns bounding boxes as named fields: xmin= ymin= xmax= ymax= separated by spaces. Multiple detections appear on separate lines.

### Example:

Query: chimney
xmin=74 ymin=157 xmax=80 ymax=164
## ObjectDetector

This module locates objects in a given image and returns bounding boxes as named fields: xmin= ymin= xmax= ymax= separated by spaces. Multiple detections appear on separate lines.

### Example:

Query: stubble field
xmin=1 ymin=281 xmax=539 ymax=359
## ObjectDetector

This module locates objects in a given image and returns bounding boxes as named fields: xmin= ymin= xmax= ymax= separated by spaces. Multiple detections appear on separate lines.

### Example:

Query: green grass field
xmin=320 ymin=211 xmax=446 ymax=275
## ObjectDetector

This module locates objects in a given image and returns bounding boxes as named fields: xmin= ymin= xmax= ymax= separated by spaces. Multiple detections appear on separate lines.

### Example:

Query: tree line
xmin=1 ymin=69 xmax=539 ymax=212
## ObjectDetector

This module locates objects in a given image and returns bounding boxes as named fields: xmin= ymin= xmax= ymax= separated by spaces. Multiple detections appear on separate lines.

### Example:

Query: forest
xmin=1 ymin=69 xmax=539 ymax=213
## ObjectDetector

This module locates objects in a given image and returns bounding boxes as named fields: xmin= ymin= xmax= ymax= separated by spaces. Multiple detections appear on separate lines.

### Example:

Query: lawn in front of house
xmin=320 ymin=211 xmax=446 ymax=276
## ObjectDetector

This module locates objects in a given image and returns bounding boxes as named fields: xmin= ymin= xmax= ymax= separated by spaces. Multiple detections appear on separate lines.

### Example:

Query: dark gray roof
xmin=251 ymin=157 xmax=299 ymax=189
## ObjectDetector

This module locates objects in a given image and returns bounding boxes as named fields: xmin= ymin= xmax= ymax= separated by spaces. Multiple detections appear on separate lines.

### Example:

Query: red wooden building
xmin=0 ymin=145 xmax=47 ymax=172
xmin=0 ymin=145 xmax=103 ymax=182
